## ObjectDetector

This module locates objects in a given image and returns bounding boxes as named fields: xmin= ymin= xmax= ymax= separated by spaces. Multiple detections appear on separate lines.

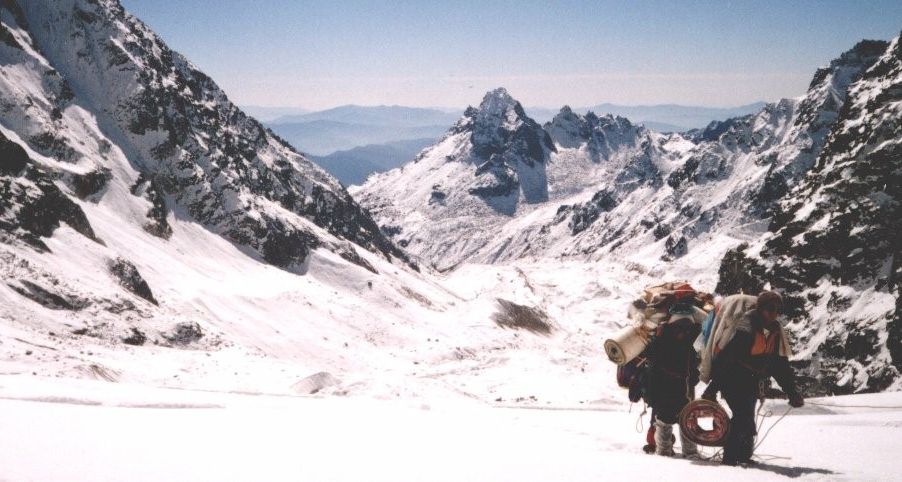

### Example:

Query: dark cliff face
xmin=715 ymin=37 xmax=902 ymax=395
xmin=451 ymin=88 xmax=556 ymax=206
xmin=460 ymin=88 xmax=555 ymax=167
xmin=7 ymin=0 xmax=413 ymax=270
xmin=0 ymin=133 xmax=100 ymax=252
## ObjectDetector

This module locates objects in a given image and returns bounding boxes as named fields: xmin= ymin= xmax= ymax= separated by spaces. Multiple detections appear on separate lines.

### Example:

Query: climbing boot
xmin=654 ymin=419 xmax=675 ymax=456
xmin=679 ymin=427 xmax=699 ymax=458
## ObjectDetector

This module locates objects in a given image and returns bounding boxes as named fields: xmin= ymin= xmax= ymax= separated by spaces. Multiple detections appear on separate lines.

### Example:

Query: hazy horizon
xmin=240 ymin=99 xmax=769 ymax=112
xmin=120 ymin=0 xmax=902 ymax=110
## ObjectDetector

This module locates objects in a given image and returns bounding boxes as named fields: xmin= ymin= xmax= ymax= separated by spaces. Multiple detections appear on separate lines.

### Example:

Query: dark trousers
xmin=648 ymin=371 xmax=693 ymax=424
xmin=722 ymin=388 xmax=758 ymax=464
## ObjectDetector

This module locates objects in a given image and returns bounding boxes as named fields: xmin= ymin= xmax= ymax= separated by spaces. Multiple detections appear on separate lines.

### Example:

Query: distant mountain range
xmin=261 ymin=102 xmax=768 ymax=188
xmin=264 ymin=106 xmax=458 ymax=156
xmin=259 ymin=102 xmax=767 ymax=157
xmin=240 ymin=105 xmax=311 ymax=122
xmin=269 ymin=119 xmax=449 ymax=156
xmin=310 ymin=138 xmax=436 ymax=186
xmin=270 ymin=105 xmax=461 ymax=127
xmin=524 ymin=102 xmax=767 ymax=128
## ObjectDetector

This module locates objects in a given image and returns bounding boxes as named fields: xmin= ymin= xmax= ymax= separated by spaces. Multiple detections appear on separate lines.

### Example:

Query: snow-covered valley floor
xmin=1 ymin=377 xmax=901 ymax=481
xmin=3 ymin=253 xmax=900 ymax=481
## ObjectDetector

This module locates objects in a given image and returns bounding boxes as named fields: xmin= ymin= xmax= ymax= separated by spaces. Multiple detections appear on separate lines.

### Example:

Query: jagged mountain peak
xmin=806 ymin=38 xmax=889 ymax=95
xmin=546 ymin=106 xmax=644 ymax=152
xmin=546 ymin=105 xmax=580 ymax=127
xmin=835 ymin=39 xmax=890 ymax=66
xmin=460 ymin=87 xmax=532 ymax=136
xmin=446 ymin=88 xmax=554 ymax=166
xmin=478 ymin=87 xmax=518 ymax=113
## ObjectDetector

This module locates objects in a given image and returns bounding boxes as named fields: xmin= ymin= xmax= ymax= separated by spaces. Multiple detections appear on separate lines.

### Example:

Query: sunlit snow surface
xmin=2 ymin=252 xmax=901 ymax=480
xmin=1 ymin=376 xmax=901 ymax=481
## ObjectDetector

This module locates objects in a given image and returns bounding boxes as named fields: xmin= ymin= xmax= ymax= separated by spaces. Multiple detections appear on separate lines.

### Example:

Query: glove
xmin=788 ymin=393 xmax=804 ymax=408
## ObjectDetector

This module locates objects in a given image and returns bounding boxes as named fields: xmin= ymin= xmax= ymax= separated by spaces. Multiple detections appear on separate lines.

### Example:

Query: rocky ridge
xmin=723 ymin=37 xmax=902 ymax=394
xmin=358 ymin=37 xmax=901 ymax=393
xmin=1 ymin=0 xmax=411 ymax=272
xmin=0 ymin=0 xmax=420 ymax=351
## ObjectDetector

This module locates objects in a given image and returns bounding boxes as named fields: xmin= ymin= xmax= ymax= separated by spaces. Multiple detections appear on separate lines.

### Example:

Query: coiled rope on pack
xmin=679 ymin=399 xmax=731 ymax=446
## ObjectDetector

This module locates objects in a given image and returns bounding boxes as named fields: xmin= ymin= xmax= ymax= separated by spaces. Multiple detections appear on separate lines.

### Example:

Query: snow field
xmin=1 ymin=377 xmax=901 ymax=481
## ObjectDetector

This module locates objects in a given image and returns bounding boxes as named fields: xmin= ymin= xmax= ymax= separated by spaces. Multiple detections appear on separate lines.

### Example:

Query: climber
xmin=613 ymin=281 xmax=712 ymax=455
xmin=701 ymin=291 xmax=804 ymax=466
xmin=643 ymin=294 xmax=706 ymax=457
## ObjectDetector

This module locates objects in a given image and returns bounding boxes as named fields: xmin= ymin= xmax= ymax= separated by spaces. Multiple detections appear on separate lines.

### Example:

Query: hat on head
xmin=756 ymin=291 xmax=783 ymax=313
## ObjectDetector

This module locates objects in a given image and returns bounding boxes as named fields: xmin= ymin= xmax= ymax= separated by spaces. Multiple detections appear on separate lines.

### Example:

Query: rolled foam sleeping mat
xmin=604 ymin=324 xmax=649 ymax=365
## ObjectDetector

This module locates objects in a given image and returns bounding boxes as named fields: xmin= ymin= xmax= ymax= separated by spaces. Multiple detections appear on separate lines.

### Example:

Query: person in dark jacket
xmin=644 ymin=300 xmax=705 ymax=457
xmin=702 ymin=291 xmax=804 ymax=466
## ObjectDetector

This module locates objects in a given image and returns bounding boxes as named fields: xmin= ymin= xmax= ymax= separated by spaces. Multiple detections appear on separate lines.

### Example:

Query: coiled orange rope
xmin=679 ymin=399 xmax=731 ymax=447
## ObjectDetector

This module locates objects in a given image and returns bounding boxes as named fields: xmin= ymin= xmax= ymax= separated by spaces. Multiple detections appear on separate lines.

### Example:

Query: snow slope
xmin=2 ymin=377 xmax=901 ymax=481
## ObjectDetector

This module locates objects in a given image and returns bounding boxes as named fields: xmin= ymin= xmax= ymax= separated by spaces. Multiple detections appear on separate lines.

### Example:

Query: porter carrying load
xmin=604 ymin=281 xmax=711 ymax=365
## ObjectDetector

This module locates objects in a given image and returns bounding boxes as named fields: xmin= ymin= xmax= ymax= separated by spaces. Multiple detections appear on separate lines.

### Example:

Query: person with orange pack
xmin=701 ymin=291 xmax=804 ymax=466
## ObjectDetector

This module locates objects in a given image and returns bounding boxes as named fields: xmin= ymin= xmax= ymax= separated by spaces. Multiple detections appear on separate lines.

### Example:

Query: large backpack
xmin=617 ymin=281 xmax=712 ymax=401
xmin=642 ymin=281 xmax=711 ymax=314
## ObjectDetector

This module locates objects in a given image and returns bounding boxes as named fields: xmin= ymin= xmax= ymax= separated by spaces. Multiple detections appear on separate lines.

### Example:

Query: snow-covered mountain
xmin=357 ymin=38 xmax=901 ymax=393
xmin=721 ymin=38 xmax=902 ymax=395
xmin=0 ymin=0 xmax=413 ymax=270
xmin=0 ymin=0 xmax=621 ymax=410
xmin=353 ymin=88 xmax=664 ymax=270
xmin=0 ymin=0 xmax=443 ymax=366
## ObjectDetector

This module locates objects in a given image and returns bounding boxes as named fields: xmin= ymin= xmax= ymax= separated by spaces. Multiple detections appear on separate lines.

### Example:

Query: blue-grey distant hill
xmin=266 ymin=105 xmax=458 ymax=155
xmin=240 ymin=105 xmax=310 ymax=122
xmin=268 ymin=119 xmax=446 ymax=156
xmin=310 ymin=138 xmax=436 ymax=186
xmin=272 ymin=105 xmax=460 ymax=127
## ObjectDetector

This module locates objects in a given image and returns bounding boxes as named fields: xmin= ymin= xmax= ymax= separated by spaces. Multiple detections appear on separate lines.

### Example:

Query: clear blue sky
xmin=120 ymin=0 xmax=902 ymax=110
